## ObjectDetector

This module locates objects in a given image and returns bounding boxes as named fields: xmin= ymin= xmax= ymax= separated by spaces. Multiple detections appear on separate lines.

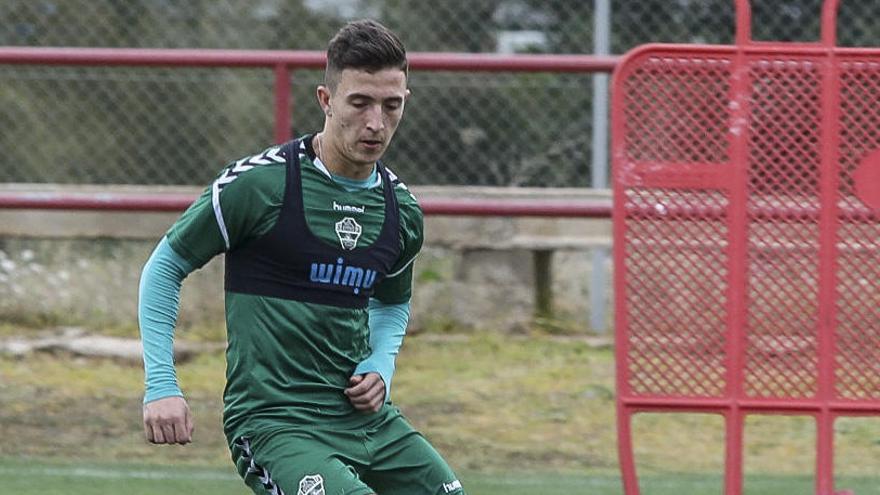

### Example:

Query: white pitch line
xmin=0 ymin=465 xmax=239 ymax=481
xmin=469 ymin=476 xmax=618 ymax=487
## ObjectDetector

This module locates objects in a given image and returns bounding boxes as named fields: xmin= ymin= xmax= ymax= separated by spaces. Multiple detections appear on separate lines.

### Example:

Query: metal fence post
xmin=274 ymin=64 xmax=292 ymax=144
xmin=590 ymin=0 xmax=611 ymax=333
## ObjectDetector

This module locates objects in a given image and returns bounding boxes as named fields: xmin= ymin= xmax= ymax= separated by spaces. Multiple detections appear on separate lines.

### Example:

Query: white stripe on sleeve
xmin=211 ymin=181 xmax=231 ymax=251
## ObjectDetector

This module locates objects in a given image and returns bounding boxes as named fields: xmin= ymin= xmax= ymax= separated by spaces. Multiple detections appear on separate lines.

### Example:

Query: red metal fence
xmin=613 ymin=1 xmax=880 ymax=494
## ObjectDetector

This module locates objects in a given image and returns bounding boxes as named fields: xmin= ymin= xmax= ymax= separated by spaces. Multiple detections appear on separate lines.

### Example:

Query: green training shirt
xmin=165 ymin=136 xmax=423 ymax=439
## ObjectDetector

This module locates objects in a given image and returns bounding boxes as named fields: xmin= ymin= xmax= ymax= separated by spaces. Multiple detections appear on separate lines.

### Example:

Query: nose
xmin=365 ymin=105 xmax=385 ymax=132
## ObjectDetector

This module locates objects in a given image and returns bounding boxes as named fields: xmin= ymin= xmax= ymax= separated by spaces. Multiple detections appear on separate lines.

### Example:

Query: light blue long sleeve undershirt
xmin=138 ymin=236 xmax=193 ymax=403
xmin=139 ymin=237 xmax=411 ymax=404
xmin=139 ymin=159 xmax=408 ymax=404
xmin=354 ymin=299 xmax=409 ymax=400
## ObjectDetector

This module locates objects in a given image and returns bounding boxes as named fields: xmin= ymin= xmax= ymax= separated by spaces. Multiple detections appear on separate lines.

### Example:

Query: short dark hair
xmin=324 ymin=19 xmax=408 ymax=90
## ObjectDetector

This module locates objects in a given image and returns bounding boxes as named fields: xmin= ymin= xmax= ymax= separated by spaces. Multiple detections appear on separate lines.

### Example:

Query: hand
xmin=143 ymin=396 xmax=194 ymax=445
xmin=344 ymin=373 xmax=386 ymax=413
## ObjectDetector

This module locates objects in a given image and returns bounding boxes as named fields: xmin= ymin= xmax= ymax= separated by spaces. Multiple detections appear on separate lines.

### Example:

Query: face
xmin=317 ymin=68 xmax=409 ymax=171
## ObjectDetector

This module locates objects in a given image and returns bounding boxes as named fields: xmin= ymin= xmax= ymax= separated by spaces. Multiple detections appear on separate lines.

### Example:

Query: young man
xmin=138 ymin=19 xmax=466 ymax=495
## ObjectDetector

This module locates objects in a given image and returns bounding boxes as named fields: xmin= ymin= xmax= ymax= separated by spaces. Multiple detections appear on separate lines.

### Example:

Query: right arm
xmin=139 ymin=236 xmax=196 ymax=445
xmin=138 ymin=145 xmax=288 ymax=445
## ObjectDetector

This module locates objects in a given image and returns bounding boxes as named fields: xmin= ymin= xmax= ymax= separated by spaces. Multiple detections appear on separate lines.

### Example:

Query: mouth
xmin=360 ymin=138 xmax=383 ymax=149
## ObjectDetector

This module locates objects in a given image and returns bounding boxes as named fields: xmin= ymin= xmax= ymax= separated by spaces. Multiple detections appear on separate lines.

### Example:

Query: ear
xmin=316 ymin=85 xmax=332 ymax=116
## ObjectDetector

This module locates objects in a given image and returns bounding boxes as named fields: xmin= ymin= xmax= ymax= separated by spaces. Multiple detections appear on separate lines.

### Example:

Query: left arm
xmin=346 ymin=181 xmax=423 ymax=412
xmin=346 ymin=298 xmax=410 ymax=411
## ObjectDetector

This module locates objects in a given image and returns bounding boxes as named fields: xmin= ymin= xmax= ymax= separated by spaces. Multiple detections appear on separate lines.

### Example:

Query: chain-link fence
xmin=2 ymin=0 xmax=880 ymax=186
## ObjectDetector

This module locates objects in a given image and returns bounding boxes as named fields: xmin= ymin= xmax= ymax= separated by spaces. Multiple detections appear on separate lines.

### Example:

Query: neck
xmin=313 ymin=132 xmax=375 ymax=180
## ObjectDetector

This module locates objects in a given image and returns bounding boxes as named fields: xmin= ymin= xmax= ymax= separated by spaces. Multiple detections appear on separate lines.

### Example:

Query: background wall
xmin=0 ymin=185 xmax=612 ymax=333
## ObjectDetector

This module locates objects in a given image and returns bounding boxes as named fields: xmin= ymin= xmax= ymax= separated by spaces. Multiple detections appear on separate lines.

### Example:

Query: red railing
xmin=0 ymin=47 xmax=618 ymax=217
xmin=0 ymin=190 xmax=611 ymax=218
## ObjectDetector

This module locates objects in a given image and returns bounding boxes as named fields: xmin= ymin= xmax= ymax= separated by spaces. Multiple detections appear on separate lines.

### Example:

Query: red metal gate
xmin=612 ymin=1 xmax=880 ymax=494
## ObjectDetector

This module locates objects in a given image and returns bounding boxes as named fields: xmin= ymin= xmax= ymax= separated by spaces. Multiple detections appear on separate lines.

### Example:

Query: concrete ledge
xmin=0 ymin=185 xmax=614 ymax=332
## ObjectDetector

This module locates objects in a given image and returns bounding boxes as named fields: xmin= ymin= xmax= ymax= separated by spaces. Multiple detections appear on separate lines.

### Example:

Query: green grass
xmin=2 ymin=330 xmax=880 ymax=494
xmin=0 ymin=458 xmax=613 ymax=495
xmin=2 ymin=458 xmax=878 ymax=495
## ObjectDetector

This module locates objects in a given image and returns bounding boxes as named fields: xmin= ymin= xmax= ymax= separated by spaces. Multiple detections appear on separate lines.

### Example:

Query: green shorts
xmin=230 ymin=406 xmax=465 ymax=495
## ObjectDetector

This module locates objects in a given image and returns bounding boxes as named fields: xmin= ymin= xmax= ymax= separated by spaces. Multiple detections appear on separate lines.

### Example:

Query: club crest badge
xmin=298 ymin=474 xmax=325 ymax=495
xmin=335 ymin=217 xmax=362 ymax=250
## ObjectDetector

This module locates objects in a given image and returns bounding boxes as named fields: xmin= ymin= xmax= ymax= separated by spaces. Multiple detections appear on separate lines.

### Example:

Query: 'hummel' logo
xmin=442 ymin=480 xmax=463 ymax=493
xmin=333 ymin=201 xmax=365 ymax=214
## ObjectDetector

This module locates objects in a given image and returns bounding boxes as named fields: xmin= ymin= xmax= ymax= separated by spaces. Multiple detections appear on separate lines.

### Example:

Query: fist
xmin=143 ymin=396 xmax=194 ymax=445
xmin=344 ymin=373 xmax=386 ymax=413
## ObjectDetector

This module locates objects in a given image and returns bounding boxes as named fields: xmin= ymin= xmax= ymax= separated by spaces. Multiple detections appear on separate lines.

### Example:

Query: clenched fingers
xmin=143 ymin=396 xmax=194 ymax=445
xmin=345 ymin=373 xmax=386 ymax=412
